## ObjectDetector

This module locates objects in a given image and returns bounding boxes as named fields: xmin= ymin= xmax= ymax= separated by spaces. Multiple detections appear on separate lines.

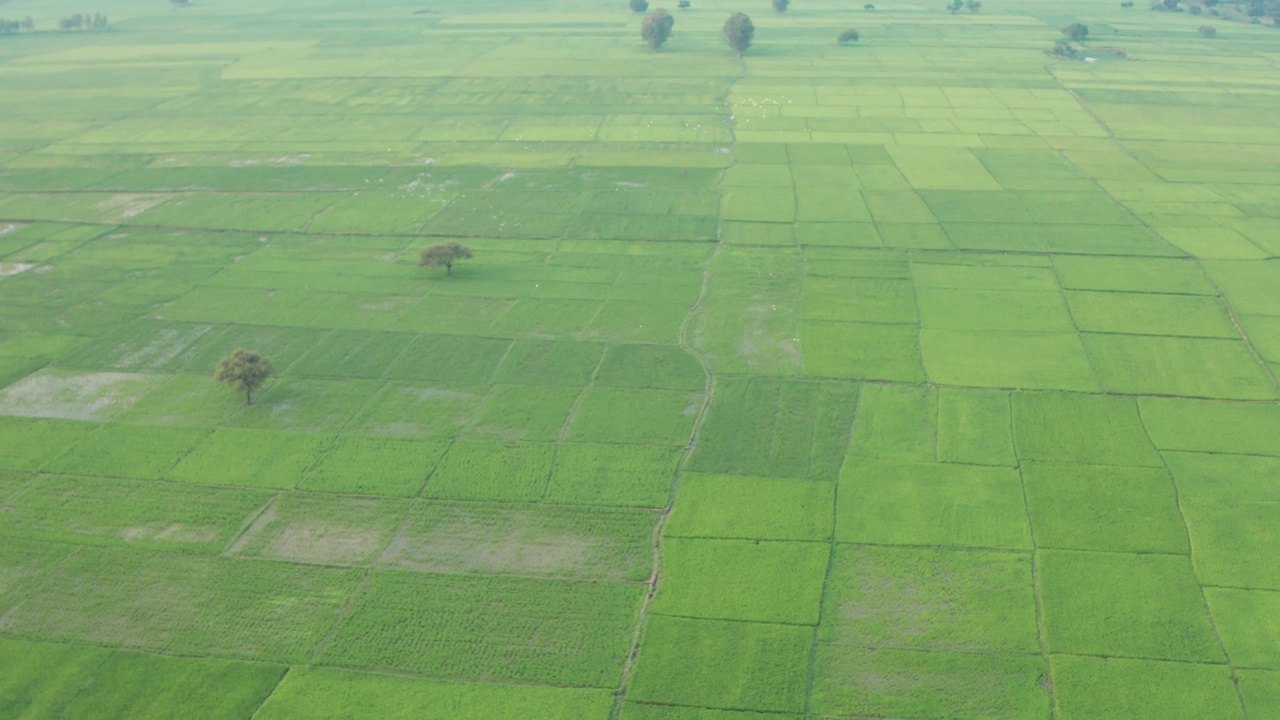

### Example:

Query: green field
xmin=2 ymin=0 xmax=1279 ymax=716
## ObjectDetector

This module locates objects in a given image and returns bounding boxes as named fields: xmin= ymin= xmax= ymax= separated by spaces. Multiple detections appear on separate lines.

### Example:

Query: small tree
xmin=1199 ymin=24 xmax=1217 ymax=36
xmin=947 ymin=0 xmax=964 ymax=13
xmin=1121 ymin=1 xmax=1135 ymax=6
xmin=630 ymin=0 xmax=649 ymax=13
xmin=838 ymin=28 xmax=860 ymax=43
xmin=864 ymin=3 xmax=876 ymax=9
xmin=642 ymin=9 xmax=675 ymax=51
xmin=967 ymin=0 xmax=982 ymax=11
xmin=773 ymin=0 xmax=790 ymax=13
xmin=723 ymin=12 xmax=754 ymax=56
xmin=216 ymin=350 xmax=273 ymax=405
xmin=91 ymin=13 xmax=108 ymax=29
xmin=1062 ymin=23 xmax=1089 ymax=41
xmin=419 ymin=241 xmax=473 ymax=276
xmin=678 ymin=0 xmax=691 ymax=7
xmin=21 ymin=16 xmax=34 ymax=30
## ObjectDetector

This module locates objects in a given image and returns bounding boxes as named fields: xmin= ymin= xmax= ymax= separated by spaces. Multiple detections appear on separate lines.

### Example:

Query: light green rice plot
xmin=1155 ymin=226 xmax=1268 ymax=260
xmin=721 ymin=188 xmax=795 ymax=223
xmin=41 ymin=424 xmax=211 ymax=479
xmin=133 ymin=193 xmax=339 ymax=232
xmin=1051 ymin=655 xmax=1242 ymax=720
xmin=1204 ymin=588 xmax=1280 ymax=670
xmin=567 ymin=388 xmax=701 ymax=446
xmin=1052 ymin=255 xmax=1217 ymax=295
xmin=1238 ymin=314 xmax=1280 ymax=363
xmin=802 ymin=276 xmax=917 ymax=324
xmin=793 ymin=222 xmax=881 ymax=248
xmin=255 ymin=667 xmax=613 ymax=720
xmin=0 ymin=369 xmax=166 ymax=422
xmin=847 ymin=383 xmax=936 ymax=462
xmin=1066 ymin=291 xmax=1239 ymax=338
xmin=1039 ymin=550 xmax=1224 ymax=663
xmin=167 ymin=428 xmax=332 ymax=489
xmin=344 ymin=382 xmax=485 ymax=438
xmin=666 ymin=474 xmax=834 ymax=542
xmin=545 ymin=443 xmax=679 ymax=508
xmin=802 ymin=321 xmax=925 ymax=382
xmin=836 ymin=458 xmax=1031 ymax=550
xmin=229 ymin=493 xmax=409 ymax=566
xmin=0 ymin=193 xmax=167 ymax=225
xmin=305 ymin=192 xmax=445 ymax=234
xmin=818 ymin=544 xmax=1040 ymax=654
xmin=0 ymin=639 xmax=115 ymax=720
xmin=794 ymin=186 xmax=872 ymax=223
xmin=720 ymin=221 xmax=795 ymax=246
xmin=1240 ymin=670 xmax=1280 ymax=718
xmin=1204 ymin=260 xmax=1280 ymax=316
xmin=888 ymin=147 xmax=1002 ymax=190
xmin=936 ymin=388 xmax=1016 ymax=466
xmin=467 ymin=385 xmax=580 ymax=442
xmin=1084 ymin=333 xmax=1277 ymax=400
xmin=877 ymin=223 xmax=952 ymax=250
xmin=224 ymin=378 xmax=382 ymax=434
xmin=1141 ymin=398 xmax=1280 ymax=456
xmin=55 ymin=320 xmax=215 ymax=372
xmin=915 ymin=288 xmax=1075 ymax=332
xmin=622 ymin=704 xmax=799 ymax=720
xmin=862 ymin=190 xmax=938 ymax=223
xmin=922 ymin=330 xmax=1099 ymax=392
xmin=594 ymin=345 xmax=705 ymax=392
xmin=423 ymin=440 xmax=555 ymax=503
xmin=1012 ymin=392 xmax=1163 ymax=467
xmin=299 ymin=435 xmax=448 ymax=496
xmin=911 ymin=259 xmax=1058 ymax=292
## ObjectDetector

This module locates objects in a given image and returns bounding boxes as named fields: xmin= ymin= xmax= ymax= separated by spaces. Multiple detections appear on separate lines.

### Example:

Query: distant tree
xmin=1199 ymin=23 xmax=1217 ymax=35
xmin=21 ymin=15 xmax=33 ymax=30
xmin=1153 ymin=0 xmax=1182 ymax=10
xmin=678 ymin=0 xmax=691 ymax=7
xmin=641 ymin=9 xmax=675 ymax=51
xmin=967 ymin=0 xmax=982 ymax=10
xmin=630 ymin=0 xmax=649 ymax=12
xmin=947 ymin=0 xmax=964 ymax=12
xmin=171 ymin=0 xmax=193 ymax=4
xmin=0 ymin=19 xmax=19 ymax=33
xmin=91 ymin=13 xmax=108 ymax=29
xmin=865 ymin=3 xmax=876 ymax=8
xmin=773 ymin=0 xmax=790 ymax=13
xmin=58 ymin=14 xmax=84 ymax=30
xmin=216 ymin=350 xmax=273 ymax=405
xmin=1121 ymin=1 xmax=1135 ymax=6
xmin=419 ymin=241 xmax=473 ymax=276
xmin=1189 ymin=3 xmax=1203 ymax=13
xmin=1051 ymin=39 xmax=1082 ymax=58
xmin=838 ymin=28 xmax=860 ymax=43
xmin=1062 ymin=22 xmax=1089 ymax=41
xmin=723 ymin=12 xmax=754 ymax=56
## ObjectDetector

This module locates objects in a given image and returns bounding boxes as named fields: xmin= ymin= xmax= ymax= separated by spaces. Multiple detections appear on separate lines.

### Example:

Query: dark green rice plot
xmin=1240 ymin=670 xmax=1280 ymax=717
xmin=0 ymin=474 xmax=267 ymax=553
xmin=117 ymin=374 xmax=268 ymax=428
xmin=489 ymin=299 xmax=601 ymax=338
xmin=936 ymin=388 xmax=1016 ymax=466
xmin=0 ymin=417 xmax=97 ymax=471
xmin=1140 ymin=398 xmax=1280 ymax=456
xmin=1022 ymin=463 xmax=1188 ymax=554
xmin=1041 ymin=225 xmax=1182 ymax=257
xmin=167 ymin=429 xmax=333 ymax=490
xmin=305 ymin=193 xmax=446 ymax=234
xmin=720 ymin=222 xmax=796 ymax=247
xmin=974 ymin=149 xmax=1096 ymax=192
xmin=794 ymin=187 xmax=873 ymax=223
xmin=1053 ymin=256 xmax=1217 ymax=295
xmin=0 ymin=357 xmax=44 ymax=389
xmin=666 ymin=474 xmax=834 ymax=542
xmin=287 ymin=330 xmax=416 ymax=379
xmin=385 ymin=334 xmax=512 ymax=384
xmin=300 ymin=435 xmax=447 ymax=497
xmin=345 ymin=382 xmax=485 ymax=438
xmin=1012 ymin=392 xmax=1163 ymax=467
xmin=837 ymin=459 xmax=1032 ymax=550
xmin=55 ymin=320 xmax=215 ymax=372
xmin=847 ymin=383 xmax=937 ymax=462
xmin=863 ymin=190 xmax=939 ymax=224
xmin=1051 ymin=655 xmax=1241 ymax=720
xmin=56 ymin=652 xmax=286 ymax=720
xmin=594 ymin=345 xmax=705 ymax=391
xmin=565 ymin=214 xmax=718 ymax=242
xmin=545 ymin=443 xmax=681 ymax=508
xmin=377 ymin=502 xmax=657 ymax=582
xmin=1066 ymin=291 xmax=1238 ymax=338
xmin=794 ymin=222 xmax=882 ymax=248
xmin=1204 ymin=588 xmax=1280 ymax=670
xmin=1178 ymin=494 xmax=1280 ymax=591
xmin=255 ymin=667 xmax=613 ymax=720
xmin=586 ymin=302 xmax=690 ymax=344
xmin=395 ymin=296 xmax=517 ymax=335
xmin=622 ymin=704 xmax=799 ymax=720
xmin=809 ymin=645 xmax=1051 ymax=720
xmin=567 ymin=388 xmax=700 ymax=446
xmin=627 ymin=615 xmax=811 ymax=713
xmin=1084 ymin=334 xmax=1277 ymax=400
xmin=877 ymin=223 xmax=953 ymax=250
xmin=424 ymin=440 xmax=555 ymax=502
xmin=493 ymin=339 xmax=603 ymax=386
xmin=922 ymin=330 xmax=1100 ymax=392
xmin=0 ymin=538 xmax=76 ymax=611
xmin=1 ymin=546 xmax=363 ymax=662
xmin=467 ymin=385 xmax=580 ymax=442
xmin=915 ymin=288 xmax=1074 ymax=333
xmin=1039 ymin=550 xmax=1224 ymax=662
xmin=0 ymin=638 xmax=112 ymax=720
xmin=910 ymin=260 xmax=1058 ymax=292
xmin=1018 ymin=192 xmax=1139 ymax=225
xmin=819 ymin=545 xmax=1040 ymax=654
xmin=131 ymin=193 xmax=338 ymax=233
xmin=921 ymin=191 xmax=1034 ymax=224
xmin=318 ymin=570 xmax=643 ymax=687
xmin=224 ymin=378 xmax=381 ymax=434
xmin=42 ymin=424 xmax=211 ymax=480
xmin=229 ymin=493 xmax=409 ymax=566
xmin=653 ymin=538 xmax=829 ymax=625
xmin=175 ymin=324 xmax=328 ymax=375
xmin=690 ymin=378 xmax=858 ymax=481
xmin=802 ymin=321 xmax=926 ymax=382
xmin=802 ymin=276 xmax=918 ymax=324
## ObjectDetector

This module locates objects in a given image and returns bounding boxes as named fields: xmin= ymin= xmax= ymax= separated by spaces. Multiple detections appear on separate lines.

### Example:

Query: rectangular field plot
xmin=0 ymin=538 xmax=76 ymax=612
xmin=627 ymin=615 xmax=811 ymax=713
xmin=378 ymin=502 xmax=657 ymax=582
xmin=55 ymin=320 xmax=215 ymax=372
xmin=594 ymin=345 xmax=705 ymax=391
xmin=666 ymin=474 xmax=834 ymax=542
xmin=847 ymin=383 xmax=937 ymax=462
xmin=1204 ymin=588 xmax=1280 ymax=670
xmin=167 ymin=428 xmax=333 ymax=489
xmin=819 ymin=545 xmax=1039 ymax=654
xmin=1139 ymin=398 xmax=1280 ymax=456
xmin=809 ymin=645 xmax=1051 ymax=720
xmin=1171 ymin=457 xmax=1280 ymax=590
xmin=1085 ymin=333 xmax=1277 ymax=400
xmin=423 ymin=440 xmax=555 ymax=502
xmin=287 ymin=330 xmax=415 ymax=380
xmin=690 ymin=378 xmax=858 ymax=481
xmin=344 ymin=382 xmax=485 ymax=439
xmin=255 ymin=667 xmax=613 ymax=720
xmin=837 ymin=459 xmax=1031 ymax=550
xmin=1053 ymin=255 xmax=1218 ymax=295
xmin=1 ymin=475 xmax=269 ymax=553
xmin=229 ymin=493 xmax=409 ymax=566
xmin=0 ymin=546 xmax=362 ymax=662
xmin=40 ymin=424 xmax=210 ymax=480
xmin=0 ymin=638 xmax=113 ymax=720
xmin=802 ymin=321 xmax=925 ymax=382
xmin=566 ymin=388 xmax=701 ymax=446
xmin=386 ymin=334 xmax=512 ymax=385
xmin=1023 ymin=463 xmax=1188 ymax=554
xmin=0 ymin=417 xmax=98 ymax=471
xmin=1039 ymin=550 xmax=1223 ymax=663
xmin=299 ymin=435 xmax=448 ymax=496
xmin=916 ymin=288 xmax=1075 ymax=333
xmin=493 ymin=339 xmax=603 ymax=386
xmin=317 ymin=570 xmax=643 ymax=687
xmin=130 ymin=193 xmax=338 ymax=232
xmin=467 ymin=384 xmax=580 ymax=442
xmin=1012 ymin=392 xmax=1162 ymax=467
xmin=0 ymin=369 xmax=166 ymax=422
xmin=922 ymin=330 xmax=1099 ymax=392
xmin=1066 ymin=291 xmax=1238 ymax=338
xmin=545 ymin=443 xmax=681 ymax=508
xmin=937 ymin=388 xmax=1016 ymax=466
xmin=1051 ymin=655 xmax=1241 ymax=720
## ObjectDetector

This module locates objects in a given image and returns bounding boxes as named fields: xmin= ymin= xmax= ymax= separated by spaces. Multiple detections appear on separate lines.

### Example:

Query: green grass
xmin=665 ymin=474 xmax=834 ymax=542
xmin=1051 ymin=655 xmax=1241 ymax=720
xmin=1012 ymin=392 xmax=1163 ymax=467
xmin=1204 ymin=588 xmax=1280 ymax=670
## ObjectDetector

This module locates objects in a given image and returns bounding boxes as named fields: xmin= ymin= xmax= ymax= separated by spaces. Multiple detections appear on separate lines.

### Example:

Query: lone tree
xmin=723 ymin=12 xmax=754 ymax=56
xmin=630 ymin=0 xmax=649 ymax=13
xmin=947 ymin=0 xmax=964 ymax=13
xmin=1062 ymin=23 xmax=1089 ymax=41
xmin=967 ymin=0 xmax=982 ymax=10
xmin=642 ymin=9 xmax=675 ymax=51
xmin=216 ymin=350 xmax=273 ymax=405
xmin=419 ymin=241 xmax=473 ymax=276
xmin=838 ymin=28 xmax=860 ymax=43
xmin=1199 ymin=24 xmax=1217 ymax=36
xmin=773 ymin=0 xmax=790 ymax=13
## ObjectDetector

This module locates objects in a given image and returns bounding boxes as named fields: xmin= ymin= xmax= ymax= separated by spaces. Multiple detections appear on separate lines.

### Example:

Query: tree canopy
xmin=773 ymin=0 xmax=790 ymax=13
xmin=630 ymin=0 xmax=649 ymax=13
xmin=642 ymin=9 xmax=675 ymax=51
xmin=419 ymin=241 xmax=473 ymax=276
xmin=723 ymin=13 xmax=754 ymax=56
xmin=1062 ymin=23 xmax=1089 ymax=41
xmin=838 ymin=28 xmax=860 ymax=44
xmin=215 ymin=349 xmax=273 ymax=405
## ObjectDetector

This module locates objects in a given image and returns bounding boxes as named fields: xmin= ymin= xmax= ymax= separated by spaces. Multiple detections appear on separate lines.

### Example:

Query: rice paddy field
xmin=1 ymin=0 xmax=1279 ymax=716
